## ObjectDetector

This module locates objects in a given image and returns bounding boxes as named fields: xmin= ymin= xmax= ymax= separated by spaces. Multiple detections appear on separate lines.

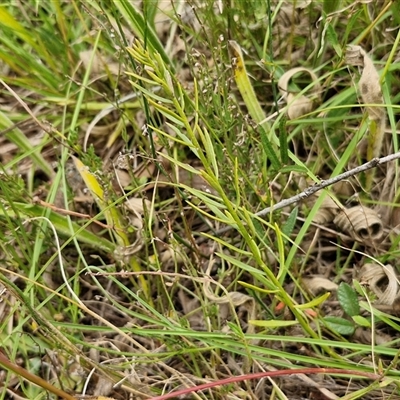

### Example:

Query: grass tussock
xmin=1 ymin=1 xmax=400 ymax=399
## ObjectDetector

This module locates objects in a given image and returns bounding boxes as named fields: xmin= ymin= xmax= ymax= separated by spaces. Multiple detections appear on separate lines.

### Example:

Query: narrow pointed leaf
xmin=279 ymin=116 xmax=289 ymax=164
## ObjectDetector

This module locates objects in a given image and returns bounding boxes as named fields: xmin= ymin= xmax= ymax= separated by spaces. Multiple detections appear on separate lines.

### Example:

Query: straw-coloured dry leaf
xmin=159 ymin=247 xmax=186 ymax=264
xmin=278 ymin=67 xmax=321 ymax=119
xmin=125 ymin=197 xmax=151 ymax=230
xmin=345 ymin=46 xmax=384 ymax=121
xmin=125 ymin=197 xmax=150 ymax=213
xmin=345 ymin=45 xmax=386 ymax=160
xmin=314 ymin=192 xmax=341 ymax=225
xmin=302 ymin=276 xmax=339 ymax=295
xmin=358 ymin=263 xmax=398 ymax=305
xmin=333 ymin=206 xmax=383 ymax=243
xmin=391 ymin=295 xmax=400 ymax=313
xmin=203 ymin=276 xmax=256 ymax=334
xmin=286 ymin=93 xmax=313 ymax=119
xmin=332 ymin=180 xmax=355 ymax=198
xmin=299 ymin=178 xmax=342 ymax=225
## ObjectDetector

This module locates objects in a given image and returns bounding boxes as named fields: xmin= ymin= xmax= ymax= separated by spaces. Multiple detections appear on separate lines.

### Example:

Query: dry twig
xmin=213 ymin=152 xmax=400 ymax=237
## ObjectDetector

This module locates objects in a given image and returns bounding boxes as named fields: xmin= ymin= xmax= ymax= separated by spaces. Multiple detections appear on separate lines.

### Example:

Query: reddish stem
xmin=150 ymin=368 xmax=381 ymax=400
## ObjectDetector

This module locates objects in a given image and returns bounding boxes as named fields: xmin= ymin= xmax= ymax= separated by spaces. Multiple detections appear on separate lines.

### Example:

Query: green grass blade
xmin=109 ymin=0 xmax=174 ymax=72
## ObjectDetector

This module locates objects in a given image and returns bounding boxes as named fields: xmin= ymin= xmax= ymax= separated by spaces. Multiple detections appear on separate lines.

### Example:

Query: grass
xmin=1 ymin=0 xmax=400 ymax=399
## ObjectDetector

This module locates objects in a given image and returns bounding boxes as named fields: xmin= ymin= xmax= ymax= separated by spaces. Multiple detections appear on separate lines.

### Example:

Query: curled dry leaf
xmin=125 ymin=197 xmax=150 ymax=214
xmin=159 ymin=246 xmax=186 ymax=265
xmin=203 ymin=275 xmax=256 ymax=334
xmin=125 ymin=197 xmax=151 ymax=230
xmin=358 ymin=263 xmax=398 ymax=305
xmin=313 ymin=192 xmax=341 ymax=225
xmin=332 ymin=180 xmax=355 ymax=198
xmin=345 ymin=46 xmax=384 ymax=121
xmin=278 ymin=67 xmax=321 ymax=119
xmin=333 ymin=206 xmax=383 ymax=243
xmin=345 ymin=45 xmax=386 ymax=160
xmin=298 ymin=177 xmax=341 ymax=225
xmin=302 ymin=276 xmax=339 ymax=295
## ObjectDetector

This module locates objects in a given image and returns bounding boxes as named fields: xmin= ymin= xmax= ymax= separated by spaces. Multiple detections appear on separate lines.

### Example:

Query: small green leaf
xmin=352 ymin=315 xmax=371 ymax=328
xmin=326 ymin=22 xmax=342 ymax=58
xmin=338 ymin=282 xmax=360 ymax=317
xmin=323 ymin=0 xmax=340 ymax=14
xmin=323 ymin=316 xmax=355 ymax=336
xmin=251 ymin=216 xmax=267 ymax=241
xmin=239 ymin=281 xmax=279 ymax=294
xmin=282 ymin=207 xmax=298 ymax=240
xmin=295 ymin=292 xmax=330 ymax=309
xmin=259 ymin=126 xmax=281 ymax=170
xmin=216 ymin=253 xmax=262 ymax=274
xmin=279 ymin=165 xmax=308 ymax=174
xmin=279 ymin=116 xmax=289 ymax=165
xmin=352 ymin=279 xmax=365 ymax=296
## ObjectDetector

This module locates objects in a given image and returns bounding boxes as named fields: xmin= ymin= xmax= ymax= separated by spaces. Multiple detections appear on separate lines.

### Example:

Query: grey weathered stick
xmin=212 ymin=151 xmax=400 ymax=237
